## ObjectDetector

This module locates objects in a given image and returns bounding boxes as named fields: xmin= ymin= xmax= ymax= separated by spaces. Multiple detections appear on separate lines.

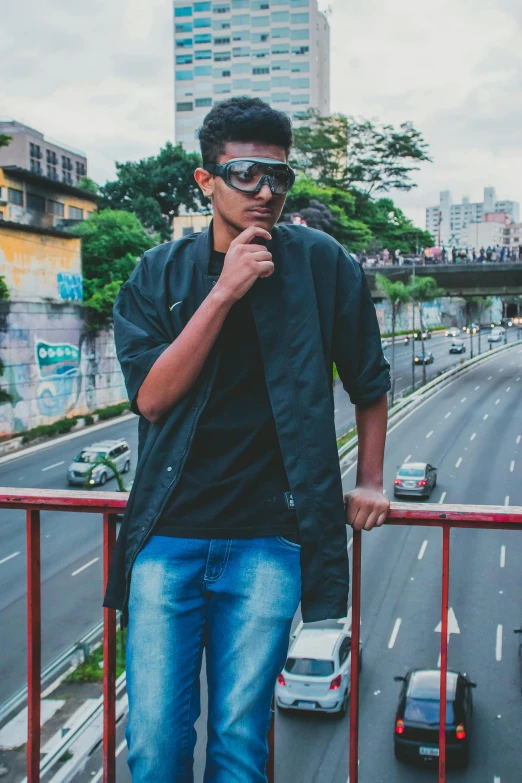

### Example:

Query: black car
xmin=394 ymin=462 xmax=437 ymax=498
xmin=414 ymin=329 xmax=431 ymax=340
xmin=394 ymin=669 xmax=476 ymax=769
xmin=414 ymin=352 xmax=434 ymax=364
xmin=449 ymin=341 xmax=466 ymax=354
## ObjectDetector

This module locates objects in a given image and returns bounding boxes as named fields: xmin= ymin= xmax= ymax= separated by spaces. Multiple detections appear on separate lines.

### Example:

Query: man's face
xmin=196 ymin=141 xmax=289 ymax=235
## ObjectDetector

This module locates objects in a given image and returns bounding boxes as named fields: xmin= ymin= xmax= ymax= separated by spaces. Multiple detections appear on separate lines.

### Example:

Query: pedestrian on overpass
xmin=104 ymin=96 xmax=391 ymax=783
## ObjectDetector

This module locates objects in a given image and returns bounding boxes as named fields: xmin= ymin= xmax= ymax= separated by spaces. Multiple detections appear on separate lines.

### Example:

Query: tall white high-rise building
xmin=426 ymin=187 xmax=520 ymax=247
xmin=173 ymin=0 xmax=331 ymax=153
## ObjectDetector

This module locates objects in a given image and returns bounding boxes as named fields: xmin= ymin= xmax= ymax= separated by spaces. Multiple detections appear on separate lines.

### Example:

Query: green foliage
xmin=84 ymin=455 xmax=126 ymax=492
xmin=292 ymin=110 xmax=432 ymax=194
xmin=72 ymin=209 xmax=157 ymax=332
xmin=351 ymin=193 xmax=433 ymax=254
xmin=93 ymin=401 xmax=130 ymax=420
xmin=77 ymin=176 xmax=99 ymax=195
xmin=22 ymin=417 xmax=79 ymax=444
xmin=99 ymin=142 xmax=208 ymax=241
xmin=375 ymin=275 xmax=410 ymax=306
xmin=66 ymin=631 xmax=127 ymax=683
xmin=281 ymin=176 xmax=372 ymax=250
xmin=0 ymin=134 xmax=11 ymax=149
xmin=408 ymin=276 xmax=445 ymax=385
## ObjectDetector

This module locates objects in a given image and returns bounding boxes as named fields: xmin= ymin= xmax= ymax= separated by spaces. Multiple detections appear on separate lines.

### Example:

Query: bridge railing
xmin=2 ymin=489 xmax=521 ymax=783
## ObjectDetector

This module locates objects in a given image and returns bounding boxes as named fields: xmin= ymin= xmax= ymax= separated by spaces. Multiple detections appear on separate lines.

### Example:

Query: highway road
xmin=71 ymin=340 xmax=522 ymax=783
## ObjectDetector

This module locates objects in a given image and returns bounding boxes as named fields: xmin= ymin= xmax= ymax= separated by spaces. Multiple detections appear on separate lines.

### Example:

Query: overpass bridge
xmin=364 ymin=262 xmax=522 ymax=298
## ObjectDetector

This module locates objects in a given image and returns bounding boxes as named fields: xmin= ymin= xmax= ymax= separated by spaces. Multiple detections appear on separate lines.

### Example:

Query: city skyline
xmin=1 ymin=0 xmax=521 ymax=227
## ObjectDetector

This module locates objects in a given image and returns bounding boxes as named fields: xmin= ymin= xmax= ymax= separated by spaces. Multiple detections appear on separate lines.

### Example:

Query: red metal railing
xmin=1 ymin=489 xmax=521 ymax=783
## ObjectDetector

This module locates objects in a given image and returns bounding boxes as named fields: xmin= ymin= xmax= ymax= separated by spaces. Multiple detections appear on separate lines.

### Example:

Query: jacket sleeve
xmin=332 ymin=248 xmax=391 ymax=406
xmin=113 ymin=279 xmax=171 ymax=415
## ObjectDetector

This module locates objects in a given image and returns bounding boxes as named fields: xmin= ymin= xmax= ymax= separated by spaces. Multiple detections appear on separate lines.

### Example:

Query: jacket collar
xmin=192 ymin=219 xmax=278 ymax=277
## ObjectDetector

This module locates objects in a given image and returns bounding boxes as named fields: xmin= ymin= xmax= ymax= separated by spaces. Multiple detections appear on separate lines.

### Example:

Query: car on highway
xmin=445 ymin=327 xmax=460 ymax=338
xmin=463 ymin=323 xmax=479 ymax=334
xmin=414 ymin=352 xmax=434 ymax=365
xmin=275 ymin=618 xmax=361 ymax=717
xmin=488 ymin=328 xmax=504 ymax=343
xmin=414 ymin=329 xmax=431 ymax=340
xmin=67 ymin=439 xmax=131 ymax=486
xmin=381 ymin=337 xmax=388 ymax=350
xmin=394 ymin=462 xmax=437 ymax=498
xmin=393 ymin=669 xmax=476 ymax=768
xmin=501 ymin=317 xmax=514 ymax=328
xmin=449 ymin=341 xmax=466 ymax=354
xmin=514 ymin=625 xmax=522 ymax=690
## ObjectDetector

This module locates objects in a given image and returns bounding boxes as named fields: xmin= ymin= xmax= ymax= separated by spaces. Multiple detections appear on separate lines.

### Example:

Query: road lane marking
xmin=388 ymin=618 xmax=402 ymax=649
xmin=455 ymin=457 xmax=462 ymax=468
xmin=426 ymin=431 xmax=433 ymax=439
xmin=41 ymin=460 xmax=65 ymax=472
xmin=404 ymin=454 xmax=412 ymax=462
xmin=500 ymin=546 xmax=505 ymax=568
xmin=483 ymin=414 xmax=489 ymax=420
xmin=495 ymin=398 xmax=500 ymax=405
xmin=460 ymin=397 xmax=467 ymax=403
xmin=470 ymin=432 xmax=476 ymax=441
xmin=496 ymin=625 xmax=503 ymax=661
xmin=487 ymin=375 xmax=492 ymax=380
xmin=506 ymin=387 xmax=511 ymax=392
xmin=418 ymin=540 xmax=428 ymax=560
xmin=474 ymin=385 xmax=480 ymax=390
xmin=444 ymin=412 xmax=451 ymax=419
xmin=510 ymin=461 xmax=515 ymax=472
xmin=505 ymin=496 xmax=510 ymax=506
xmin=517 ymin=435 xmax=521 ymax=444
xmin=498 ymin=368 xmax=504 ymax=372
xmin=439 ymin=491 xmax=447 ymax=503
xmin=0 ymin=551 xmax=20 ymax=566
xmin=71 ymin=557 xmax=100 ymax=577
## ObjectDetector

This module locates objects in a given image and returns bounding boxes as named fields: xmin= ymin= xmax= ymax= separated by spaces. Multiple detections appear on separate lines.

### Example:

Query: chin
xmin=243 ymin=211 xmax=278 ymax=230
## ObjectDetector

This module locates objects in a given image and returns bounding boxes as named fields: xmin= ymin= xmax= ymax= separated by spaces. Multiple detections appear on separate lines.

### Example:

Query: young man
xmin=104 ymin=97 xmax=390 ymax=782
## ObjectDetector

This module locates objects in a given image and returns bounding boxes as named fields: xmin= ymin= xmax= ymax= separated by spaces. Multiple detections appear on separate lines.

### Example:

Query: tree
xmin=0 ymin=134 xmax=11 ymax=149
xmin=99 ymin=142 xmax=208 ymax=241
xmin=77 ymin=176 xmax=100 ymax=195
xmin=375 ymin=275 xmax=410 ymax=404
xmin=281 ymin=176 xmax=372 ymax=250
xmin=409 ymin=276 xmax=445 ymax=385
xmin=350 ymin=193 xmax=433 ymax=255
xmin=291 ymin=110 xmax=432 ymax=194
xmin=0 ymin=275 xmax=12 ymax=404
xmin=72 ymin=210 xmax=158 ymax=332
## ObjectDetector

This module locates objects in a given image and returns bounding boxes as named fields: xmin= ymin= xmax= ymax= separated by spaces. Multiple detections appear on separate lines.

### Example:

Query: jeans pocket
xmin=276 ymin=536 xmax=302 ymax=550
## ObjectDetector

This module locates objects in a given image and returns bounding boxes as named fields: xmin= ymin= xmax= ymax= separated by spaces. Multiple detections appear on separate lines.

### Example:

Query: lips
xmin=248 ymin=208 xmax=273 ymax=218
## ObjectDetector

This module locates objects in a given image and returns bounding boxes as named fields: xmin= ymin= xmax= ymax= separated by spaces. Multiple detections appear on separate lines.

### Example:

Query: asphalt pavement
xmin=69 ymin=340 xmax=522 ymax=783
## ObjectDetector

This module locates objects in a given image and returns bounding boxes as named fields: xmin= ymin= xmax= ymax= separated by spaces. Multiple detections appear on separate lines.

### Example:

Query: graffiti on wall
xmin=57 ymin=273 xmax=83 ymax=301
xmin=35 ymin=339 xmax=81 ymax=417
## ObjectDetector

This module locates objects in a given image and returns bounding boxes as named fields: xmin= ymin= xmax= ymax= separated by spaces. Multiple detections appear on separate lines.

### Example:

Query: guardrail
xmin=2 ymin=490 xmax=522 ymax=783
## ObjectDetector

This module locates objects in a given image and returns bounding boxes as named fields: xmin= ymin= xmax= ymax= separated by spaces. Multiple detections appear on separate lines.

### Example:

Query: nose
xmin=256 ymin=183 xmax=273 ymax=202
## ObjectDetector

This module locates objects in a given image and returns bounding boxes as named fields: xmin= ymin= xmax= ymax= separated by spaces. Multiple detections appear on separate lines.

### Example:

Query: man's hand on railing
xmin=344 ymin=487 xmax=390 ymax=531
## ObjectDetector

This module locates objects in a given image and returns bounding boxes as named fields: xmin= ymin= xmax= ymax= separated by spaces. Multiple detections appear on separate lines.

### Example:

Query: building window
xmin=233 ymin=61 xmax=250 ymax=73
xmin=76 ymin=161 xmax=86 ymax=176
xmin=46 ymin=149 xmax=58 ymax=165
xmin=291 ymin=92 xmax=309 ymax=104
xmin=176 ymin=37 xmax=193 ymax=47
xmin=291 ymin=76 xmax=309 ymax=88
xmin=194 ymin=1 xmax=211 ymax=9
xmin=252 ymin=32 xmax=269 ymax=43
xmin=195 ymin=97 xmax=213 ymax=107
xmin=233 ymin=78 xmax=251 ymax=89
xmin=272 ymin=75 xmax=290 ymax=86
xmin=272 ymin=59 xmax=289 ymax=70
xmin=231 ymin=0 xmax=249 ymax=7
xmin=194 ymin=16 xmax=211 ymax=26
xmin=214 ymin=36 xmax=231 ymax=44
xmin=7 ymin=187 xmax=23 ymax=206
xmin=213 ymin=19 xmax=231 ymax=29
xmin=272 ymin=43 xmax=289 ymax=54
xmin=30 ymin=159 xmax=43 ymax=175
xmin=291 ymin=44 xmax=309 ymax=55
xmin=233 ymin=46 xmax=250 ymax=56
xmin=272 ymin=27 xmax=289 ymax=38
xmin=251 ymin=0 xmax=269 ymax=8
xmin=195 ymin=49 xmax=212 ymax=59
xmin=195 ymin=64 xmax=212 ymax=75
xmin=272 ymin=0 xmax=289 ymax=4
xmin=27 ymin=192 xmax=46 ymax=212
xmin=253 ymin=66 xmax=270 ymax=74
xmin=252 ymin=80 xmax=270 ymax=91
xmin=290 ymin=0 xmax=308 ymax=5
xmin=177 ymin=53 xmax=193 ymax=64
xmin=291 ymin=60 xmax=309 ymax=71
xmin=69 ymin=206 xmax=84 ymax=220
xmin=175 ymin=22 xmax=193 ymax=32
xmin=62 ymin=156 xmax=73 ymax=171
xmin=194 ymin=33 xmax=211 ymax=43
xmin=176 ymin=70 xmax=194 ymax=80
xmin=47 ymin=166 xmax=58 ymax=181
xmin=175 ymin=6 xmax=193 ymax=16
xmin=214 ymin=50 xmax=231 ymax=60
xmin=272 ymin=10 xmax=289 ymax=21
xmin=213 ymin=4 xmax=230 ymax=12
xmin=177 ymin=101 xmax=194 ymax=111
xmin=271 ymin=92 xmax=290 ymax=103
xmin=252 ymin=48 xmax=269 ymax=57
xmin=48 ymin=199 xmax=65 ymax=217
xmin=252 ymin=15 xmax=269 ymax=26
xmin=214 ymin=67 xmax=232 ymax=77
xmin=290 ymin=27 xmax=309 ymax=39
xmin=231 ymin=14 xmax=249 ymax=25
xmin=232 ymin=30 xmax=250 ymax=40
xmin=62 ymin=172 xmax=73 ymax=185
xmin=291 ymin=11 xmax=309 ymax=22
xmin=214 ymin=83 xmax=232 ymax=93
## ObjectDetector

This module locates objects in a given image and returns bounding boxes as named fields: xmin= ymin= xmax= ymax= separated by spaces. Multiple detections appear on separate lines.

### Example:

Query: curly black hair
xmin=198 ymin=96 xmax=293 ymax=164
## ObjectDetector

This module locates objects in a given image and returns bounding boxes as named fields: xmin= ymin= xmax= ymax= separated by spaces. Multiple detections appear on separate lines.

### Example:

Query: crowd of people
xmin=358 ymin=244 xmax=522 ymax=267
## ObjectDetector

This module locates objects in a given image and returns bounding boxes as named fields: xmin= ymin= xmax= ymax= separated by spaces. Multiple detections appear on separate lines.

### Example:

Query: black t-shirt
xmin=153 ymin=250 xmax=299 ymax=541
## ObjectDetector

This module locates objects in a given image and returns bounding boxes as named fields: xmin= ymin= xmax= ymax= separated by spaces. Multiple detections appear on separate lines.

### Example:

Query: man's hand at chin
xmin=344 ymin=486 xmax=390 ymax=532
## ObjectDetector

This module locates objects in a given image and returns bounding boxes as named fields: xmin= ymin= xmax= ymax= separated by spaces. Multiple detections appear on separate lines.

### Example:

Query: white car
xmin=445 ymin=327 xmax=460 ymax=338
xmin=67 ymin=439 xmax=131 ymax=486
xmin=488 ymin=329 xmax=504 ymax=343
xmin=275 ymin=618 xmax=362 ymax=716
xmin=381 ymin=338 xmax=388 ymax=350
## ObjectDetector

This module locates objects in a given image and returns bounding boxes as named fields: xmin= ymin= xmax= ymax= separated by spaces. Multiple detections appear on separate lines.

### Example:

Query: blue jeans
xmin=125 ymin=535 xmax=302 ymax=783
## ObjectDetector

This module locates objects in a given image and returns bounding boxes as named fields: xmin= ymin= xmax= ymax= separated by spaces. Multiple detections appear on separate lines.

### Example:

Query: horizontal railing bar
xmin=0 ymin=488 xmax=127 ymax=513
xmin=389 ymin=501 xmax=522 ymax=526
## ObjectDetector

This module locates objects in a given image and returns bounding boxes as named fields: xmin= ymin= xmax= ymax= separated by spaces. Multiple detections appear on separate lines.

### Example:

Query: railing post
xmin=349 ymin=529 xmax=362 ymax=783
xmin=26 ymin=509 xmax=41 ymax=783
xmin=266 ymin=695 xmax=275 ymax=783
xmin=103 ymin=512 xmax=117 ymax=783
xmin=438 ymin=525 xmax=450 ymax=783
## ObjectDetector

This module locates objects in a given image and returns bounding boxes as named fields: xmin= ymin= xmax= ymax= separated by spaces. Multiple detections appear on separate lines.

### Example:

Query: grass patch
xmin=66 ymin=631 xmax=127 ymax=683
xmin=337 ymin=428 xmax=357 ymax=450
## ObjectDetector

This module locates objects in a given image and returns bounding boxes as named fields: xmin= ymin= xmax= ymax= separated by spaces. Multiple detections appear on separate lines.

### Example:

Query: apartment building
xmin=173 ymin=0 xmax=331 ymax=152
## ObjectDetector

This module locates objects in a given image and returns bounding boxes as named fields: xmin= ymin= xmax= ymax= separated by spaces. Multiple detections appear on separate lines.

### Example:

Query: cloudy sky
xmin=2 ymin=0 xmax=521 ymax=226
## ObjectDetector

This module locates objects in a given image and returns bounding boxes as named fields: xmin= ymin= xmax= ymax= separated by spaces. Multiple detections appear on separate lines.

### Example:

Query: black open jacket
xmin=103 ymin=223 xmax=390 ymax=623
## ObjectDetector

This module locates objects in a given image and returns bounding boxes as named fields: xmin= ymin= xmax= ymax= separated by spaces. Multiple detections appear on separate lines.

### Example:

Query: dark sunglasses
xmin=204 ymin=157 xmax=296 ymax=195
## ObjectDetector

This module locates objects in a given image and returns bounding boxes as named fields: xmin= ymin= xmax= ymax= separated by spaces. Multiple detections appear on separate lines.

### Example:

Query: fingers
xmin=230 ymin=225 xmax=272 ymax=247
xmin=344 ymin=490 xmax=389 ymax=532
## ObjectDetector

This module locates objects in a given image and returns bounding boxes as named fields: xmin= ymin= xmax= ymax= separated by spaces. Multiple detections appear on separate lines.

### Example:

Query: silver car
xmin=394 ymin=462 xmax=437 ymax=498
xmin=275 ymin=618 xmax=362 ymax=716
xmin=67 ymin=439 xmax=131 ymax=486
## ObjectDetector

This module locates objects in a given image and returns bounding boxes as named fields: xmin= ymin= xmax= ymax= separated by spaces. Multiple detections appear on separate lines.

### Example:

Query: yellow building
xmin=172 ymin=213 xmax=212 ymax=241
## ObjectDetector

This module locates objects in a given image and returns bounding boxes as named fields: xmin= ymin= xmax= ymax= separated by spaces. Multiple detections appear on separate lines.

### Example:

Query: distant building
xmin=0 ymin=120 xmax=88 ymax=186
xmin=172 ymin=212 xmax=213 ymax=240
xmin=426 ymin=187 xmax=520 ymax=247
xmin=173 ymin=0 xmax=331 ymax=153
